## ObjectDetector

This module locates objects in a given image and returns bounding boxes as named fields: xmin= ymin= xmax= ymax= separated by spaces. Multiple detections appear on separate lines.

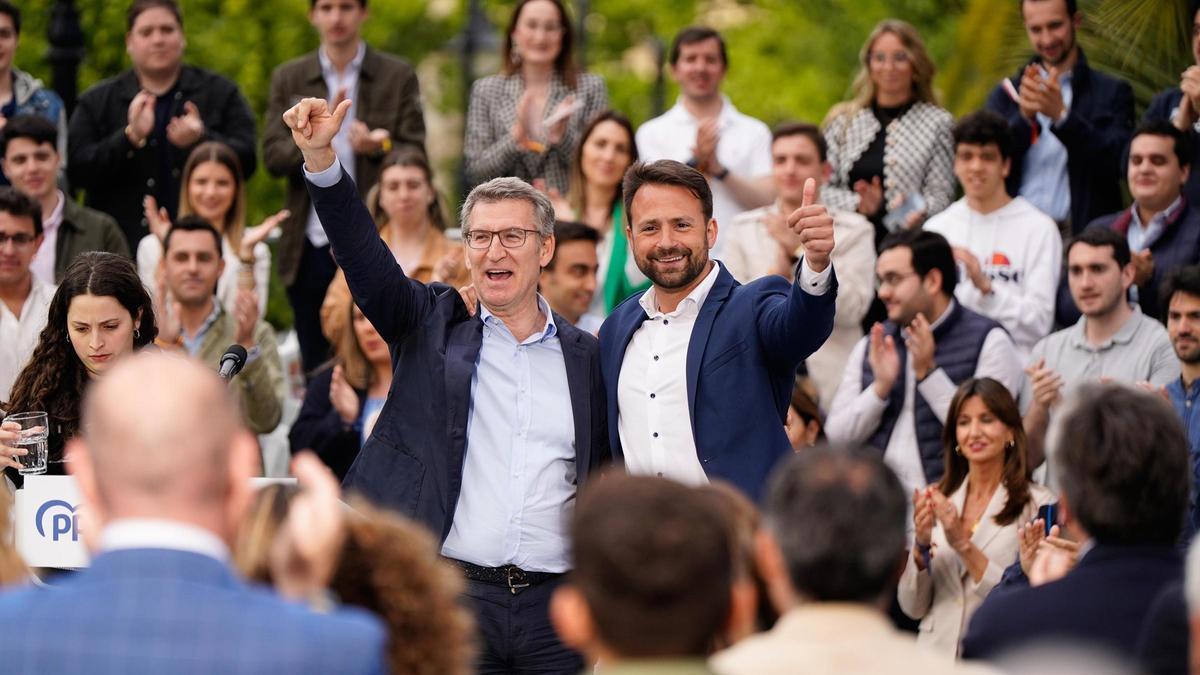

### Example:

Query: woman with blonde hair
xmin=822 ymin=19 xmax=955 ymax=247
xmin=235 ymin=485 xmax=475 ymax=675
xmin=137 ymin=141 xmax=286 ymax=315
xmin=897 ymin=377 xmax=1055 ymax=657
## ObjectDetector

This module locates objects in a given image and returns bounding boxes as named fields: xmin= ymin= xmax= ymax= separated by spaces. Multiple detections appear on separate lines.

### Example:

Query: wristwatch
xmin=713 ymin=166 xmax=730 ymax=181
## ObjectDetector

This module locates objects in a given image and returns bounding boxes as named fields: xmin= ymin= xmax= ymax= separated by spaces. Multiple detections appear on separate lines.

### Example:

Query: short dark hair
xmin=1067 ymin=227 xmax=1131 ymax=269
xmin=1053 ymin=383 xmax=1190 ymax=546
xmin=127 ymin=0 xmax=182 ymax=31
xmin=2 ymin=114 xmax=59 ymax=158
xmin=546 ymin=220 xmax=599 ymax=271
xmin=952 ymin=110 xmax=1013 ymax=161
xmin=622 ymin=160 xmax=713 ymax=228
xmin=163 ymin=215 xmax=222 ymax=256
xmin=669 ymin=26 xmax=727 ymax=67
xmin=310 ymin=0 xmax=366 ymax=7
xmin=0 ymin=185 xmax=42 ymax=236
xmin=0 ymin=1 xmax=20 ymax=35
xmin=879 ymin=229 xmax=958 ymax=296
xmin=764 ymin=446 xmax=907 ymax=603
xmin=1131 ymin=119 xmax=1193 ymax=169
xmin=772 ymin=121 xmax=827 ymax=163
xmin=1161 ymin=264 xmax=1200 ymax=310
xmin=1020 ymin=0 xmax=1078 ymax=18
xmin=570 ymin=473 xmax=733 ymax=658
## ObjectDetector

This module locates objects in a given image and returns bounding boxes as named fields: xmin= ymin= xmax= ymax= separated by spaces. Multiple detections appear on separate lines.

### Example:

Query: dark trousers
xmin=464 ymin=576 xmax=584 ymax=675
xmin=286 ymin=239 xmax=337 ymax=377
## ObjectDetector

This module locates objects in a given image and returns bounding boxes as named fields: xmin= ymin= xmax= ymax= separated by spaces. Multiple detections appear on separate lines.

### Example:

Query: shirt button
xmin=653 ymin=355 xmax=659 ymax=361
xmin=663 ymin=320 xmax=670 ymax=326
xmin=147 ymin=178 xmax=156 ymax=187
xmin=657 ymin=472 xmax=663 ymax=477
xmin=650 ymin=393 xmax=656 ymax=399
xmin=652 ymin=432 xmax=659 ymax=438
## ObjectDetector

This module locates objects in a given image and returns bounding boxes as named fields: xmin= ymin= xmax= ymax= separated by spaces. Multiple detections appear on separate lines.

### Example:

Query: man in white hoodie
xmin=925 ymin=110 xmax=1061 ymax=361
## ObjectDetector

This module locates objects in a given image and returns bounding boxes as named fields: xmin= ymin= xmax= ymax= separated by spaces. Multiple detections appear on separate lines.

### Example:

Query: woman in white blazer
xmin=897 ymin=377 xmax=1055 ymax=658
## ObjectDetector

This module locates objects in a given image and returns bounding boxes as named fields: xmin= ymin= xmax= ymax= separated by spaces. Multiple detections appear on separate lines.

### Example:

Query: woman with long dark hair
xmin=463 ymin=0 xmax=607 ymax=192
xmin=2 ymin=252 xmax=156 ymax=475
xmin=897 ymin=377 xmax=1054 ymax=657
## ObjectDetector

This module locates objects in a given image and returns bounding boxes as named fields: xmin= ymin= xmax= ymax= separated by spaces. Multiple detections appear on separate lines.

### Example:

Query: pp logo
xmin=35 ymin=500 xmax=80 ymax=542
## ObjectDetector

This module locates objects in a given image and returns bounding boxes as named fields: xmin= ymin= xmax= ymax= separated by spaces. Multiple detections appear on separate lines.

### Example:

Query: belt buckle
xmin=505 ymin=566 xmax=530 ymax=594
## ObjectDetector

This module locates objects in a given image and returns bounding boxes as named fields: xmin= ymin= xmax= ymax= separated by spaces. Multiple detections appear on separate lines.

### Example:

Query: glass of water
xmin=6 ymin=411 xmax=48 ymax=475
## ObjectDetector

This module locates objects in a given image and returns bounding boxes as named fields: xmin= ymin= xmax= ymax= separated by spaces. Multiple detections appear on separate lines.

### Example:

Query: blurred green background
xmin=17 ymin=0 xmax=1194 ymax=328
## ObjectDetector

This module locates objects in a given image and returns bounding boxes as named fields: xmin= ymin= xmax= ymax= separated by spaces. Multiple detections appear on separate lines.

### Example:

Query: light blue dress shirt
xmin=1019 ymin=71 xmax=1074 ymax=223
xmin=440 ymin=298 xmax=577 ymax=573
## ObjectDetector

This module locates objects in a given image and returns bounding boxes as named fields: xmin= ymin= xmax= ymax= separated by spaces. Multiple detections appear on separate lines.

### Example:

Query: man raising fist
xmin=598 ymin=160 xmax=837 ymax=501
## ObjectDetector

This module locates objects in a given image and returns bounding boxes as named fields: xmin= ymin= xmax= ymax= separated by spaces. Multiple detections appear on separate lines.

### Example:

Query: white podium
xmin=14 ymin=475 xmax=88 ymax=569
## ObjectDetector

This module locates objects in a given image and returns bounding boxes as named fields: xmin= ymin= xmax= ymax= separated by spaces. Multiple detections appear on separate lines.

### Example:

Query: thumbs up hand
xmin=785 ymin=178 xmax=835 ymax=273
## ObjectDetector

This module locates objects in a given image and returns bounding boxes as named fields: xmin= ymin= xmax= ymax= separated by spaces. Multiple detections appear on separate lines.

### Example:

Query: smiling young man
xmin=984 ymin=0 xmax=1133 ymax=236
xmin=824 ymin=230 xmax=1022 ymax=498
xmin=724 ymin=122 xmax=875 ymax=408
xmin=540 ymin=220 xmax=602 ymax=333
xmin=0 ymin=186 xmax=50 ymax=400
xmin=285 ymin=97 xmax=607 ymax=672
xmin=599 ymin=159 xmax=835 ymax=501
xmin=924 ymin=111 xmax=1060 ymax=361
xmin=1080 ymin=121 xmax=1199 ymax=322
xmin=1022 ymin=227 xmax=1178 ymax=472
xmin=1161 ymin=265 xmax=1200 ymax=542
xmin=68 ymin=0 xmax=258 ymax=250
xmin=3 ymin=115 xmax=129 ymax=284
xmin=635 ymin=27 xmax=774 ymax=258
xmin=263 ymin=0 xmax=426 ymax=375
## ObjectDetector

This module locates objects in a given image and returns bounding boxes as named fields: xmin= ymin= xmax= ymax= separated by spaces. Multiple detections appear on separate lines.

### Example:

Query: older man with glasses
xmin=283 ymin=97 xmax=608 ymax=673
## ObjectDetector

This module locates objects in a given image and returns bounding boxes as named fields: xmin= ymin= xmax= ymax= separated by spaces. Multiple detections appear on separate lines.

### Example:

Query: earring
xmin=510 ymin=45 xmax=522 ymax=66
xmin=955 ymin=445 xmax=963 ymax=456
xmin=134 ymin=328 xmax=141 ymax=340
xmin=1005 ymin=439 xmax=1015 ymax=450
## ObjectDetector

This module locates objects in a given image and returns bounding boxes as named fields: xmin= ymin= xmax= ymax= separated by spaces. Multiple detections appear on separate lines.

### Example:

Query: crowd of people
xmin=0 ymin=0 xmax=1198 ymax=672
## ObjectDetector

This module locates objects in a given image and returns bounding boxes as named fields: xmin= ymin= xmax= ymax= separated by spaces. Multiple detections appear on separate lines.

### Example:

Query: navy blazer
xmin=1144 ymin=88 xmax=1200 ymax=207
xmin=984 ymin=50 xmax=1133 ymax=233
xmin=599 ymin=264 xmax=836 ymax=502
xmin=308 ymin=170 xmax=608 ymax=542
xmin=0 ymin=548 xmax=386 ymax=674
xmin=961 ymin=544 xmax=1182 ymax=662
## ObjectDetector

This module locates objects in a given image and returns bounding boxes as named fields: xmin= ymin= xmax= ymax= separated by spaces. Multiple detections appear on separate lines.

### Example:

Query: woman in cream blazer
xmin=897 ymin=378 xmax=1056 ymax=658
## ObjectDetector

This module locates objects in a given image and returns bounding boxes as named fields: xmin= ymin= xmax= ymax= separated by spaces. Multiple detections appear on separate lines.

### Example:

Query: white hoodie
xmin=924 ymin=196 xmax=1060 ymax=362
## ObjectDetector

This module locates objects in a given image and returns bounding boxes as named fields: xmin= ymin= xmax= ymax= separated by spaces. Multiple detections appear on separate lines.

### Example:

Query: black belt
xmin=448 ymin=558 xmax=563 ymax=594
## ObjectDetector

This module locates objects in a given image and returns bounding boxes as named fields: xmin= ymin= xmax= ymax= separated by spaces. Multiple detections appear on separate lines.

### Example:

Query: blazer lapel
xmin=558 ymin=324 xmax=591 ymax=480
xmin=444 ymin=314 xmax=484 ymax=476
xmin=685 ymin=268 xmax=734 ymax=436
xmin=844 ymin=109 xmax=880 ymax=175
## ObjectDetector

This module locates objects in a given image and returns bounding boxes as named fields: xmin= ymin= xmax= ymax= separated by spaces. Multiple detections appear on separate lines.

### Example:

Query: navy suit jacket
xmin=984 ymin=49 xmax=1133 ymax=233
xmin=308 ymin=170 xmax=608 ymax=542
xmin=961 ymin=544 xmax=1182 ymax=662
xmin=599 ymin=264 xmax=836 ymax=502
xmin=0 ymin=548 xmax=386 ymax=674
xmin=1143 ymin=88 xmax=1200 ymax=207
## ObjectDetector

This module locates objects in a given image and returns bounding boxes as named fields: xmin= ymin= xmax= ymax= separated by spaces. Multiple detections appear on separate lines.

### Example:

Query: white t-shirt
xmin=924 ymin=196 xmax=1061 ymax=362
xmin=635 ymin=96 xmax=772 ymax=258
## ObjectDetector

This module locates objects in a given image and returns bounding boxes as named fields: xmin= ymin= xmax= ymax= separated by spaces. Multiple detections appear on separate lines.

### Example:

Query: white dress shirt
xmin=824 ymin=301 xmax=1024 ymax=498
xmin=101 ymin=518 xmax=230 ymax=562
xmin=635 ymin=96 xmax=773 ymax=257
xmin=0 ymin=276 xmax=55 ymax=401
xmin=28 ymin=191 xmax=64 ymax=285
xmin=305 ymin=41 xmax=367 ymax=248
xmin=619 ymin=260 xmax=832 ymax=484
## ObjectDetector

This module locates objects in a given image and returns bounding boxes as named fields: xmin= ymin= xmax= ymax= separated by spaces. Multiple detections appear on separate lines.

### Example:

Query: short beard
xmin=1174 ymin=342 xmax=1200 ymax=364
xmin=637 ymin=247 xmax=709 ymax=291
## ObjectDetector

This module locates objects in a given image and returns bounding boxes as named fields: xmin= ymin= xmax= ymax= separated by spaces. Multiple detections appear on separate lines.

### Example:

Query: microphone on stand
xmin=218 ymin=344 xmax=248 ymax=381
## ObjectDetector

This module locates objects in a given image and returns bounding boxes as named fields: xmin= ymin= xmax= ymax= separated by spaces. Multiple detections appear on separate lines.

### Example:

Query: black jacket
xmin=985 ymin=50 xmax=1133 ymax=234
xmin=67 ymin=66 xmax=257 ymax=250
xmin=1144 ymin=88 xmax=1200 ymax=206
xmin=289 ymin=365 xmax=366 ymax=482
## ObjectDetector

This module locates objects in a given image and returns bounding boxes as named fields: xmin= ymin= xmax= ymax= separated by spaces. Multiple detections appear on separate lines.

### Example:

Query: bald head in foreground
xmin=0 ymin=352 xmax=389 ymax=675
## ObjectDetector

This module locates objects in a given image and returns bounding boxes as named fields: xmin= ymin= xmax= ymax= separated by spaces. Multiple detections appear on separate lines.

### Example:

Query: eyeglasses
xmin=0 ymin=232 xmax=36 ymax=247
xmin=869 ymin=51 xmax=911 ymax=66
xmin=875 ymin=271 xmax=918 ymax=291
xmin=464 ymin=228 xmax=541 ymax=250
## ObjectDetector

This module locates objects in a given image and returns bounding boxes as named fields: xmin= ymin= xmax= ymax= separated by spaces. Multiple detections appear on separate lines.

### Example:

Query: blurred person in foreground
xmin=711 ymin=446 xmax=996 ymax=674
xmin=897 ymin=378 xmax=1055 ymax=658
xmin=2 ymin=252 xmax=155 ymax=481
xmin=551 ymin=473 xmax=742 ymax=674
xmin=290 ymin=275 xmax=393 ymax=481
xmin=236 ymin=484 xmax=476 ymax=675
xmin=962 ymin=383 xmax=1190 ymax=662
xmin=0 ymin=352 xmax=387 ymax=673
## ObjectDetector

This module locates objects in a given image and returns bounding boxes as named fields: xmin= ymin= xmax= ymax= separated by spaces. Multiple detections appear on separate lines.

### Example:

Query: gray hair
xmin=459 ymin=177 xmax=556 ymax=238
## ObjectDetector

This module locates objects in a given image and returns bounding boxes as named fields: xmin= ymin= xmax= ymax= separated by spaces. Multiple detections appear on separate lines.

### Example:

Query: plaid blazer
xmin=0 ymin=548 xmax=386 ymax=674
xmin=464 ymin=72 xmax=607 ymax=193
xmin=821 ymin=101 xmax=956 ymax=226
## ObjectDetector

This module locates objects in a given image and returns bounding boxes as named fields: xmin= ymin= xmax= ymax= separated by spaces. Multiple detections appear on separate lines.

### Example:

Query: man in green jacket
xmin=156 ymin=216 xmax=283 ymax=436
xmin=3 ymin=114 xmax=129 ymax=284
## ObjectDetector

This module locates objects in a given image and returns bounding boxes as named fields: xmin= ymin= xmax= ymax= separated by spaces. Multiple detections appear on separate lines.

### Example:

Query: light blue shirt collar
xmin=479 ymin=294 xmax=559 ymax=344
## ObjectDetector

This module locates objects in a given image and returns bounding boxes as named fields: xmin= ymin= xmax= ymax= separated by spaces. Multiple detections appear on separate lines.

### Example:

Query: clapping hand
xmin=269 ymin=452 xmax=348 ymax=600
xmin=1179 ymin=66 xmax=1200 ymax=130
xmin=329 ymin=364 xmax=360 ymax=425
xmin=282 ymin=97 xmax=353 ymax=171
xmin=929 ymin=488 xmax=970 ymax=552
xmin=906 ymin=313 xmax=935 ymax=381
xmin=166 ymin=101 xmax=205 ymax=149
xmin=1131 ymin=249 xmax=1155 ymax=286
xmin=349 ymin=119 xmax=391 ymax=156
xmin=867 ymin=322 xmax=900 ymax=399
xmin=127 ymin=90 xmax=156 ymax=146
xmin=784 ymin=178 xmax=835 ymax=273
xmin=144 ymin=195 xmax=171 ymax=241
xmin=853 ymin=176 xmax=883 ymax=216
xmin=0 ymin=421 xmax=25 ymax=471
xmin=1025 ymin=358 xmax=1063 ymax=413
xmin=232 ymin=289 xmax=259 ymax=348
xmin=1019 ymin=65 xmax=1066 ymax=121
xmin=240 ymin=209 xmax=289 ymax=261
xmin=952 ymin=246 xmax=992 ymax=294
